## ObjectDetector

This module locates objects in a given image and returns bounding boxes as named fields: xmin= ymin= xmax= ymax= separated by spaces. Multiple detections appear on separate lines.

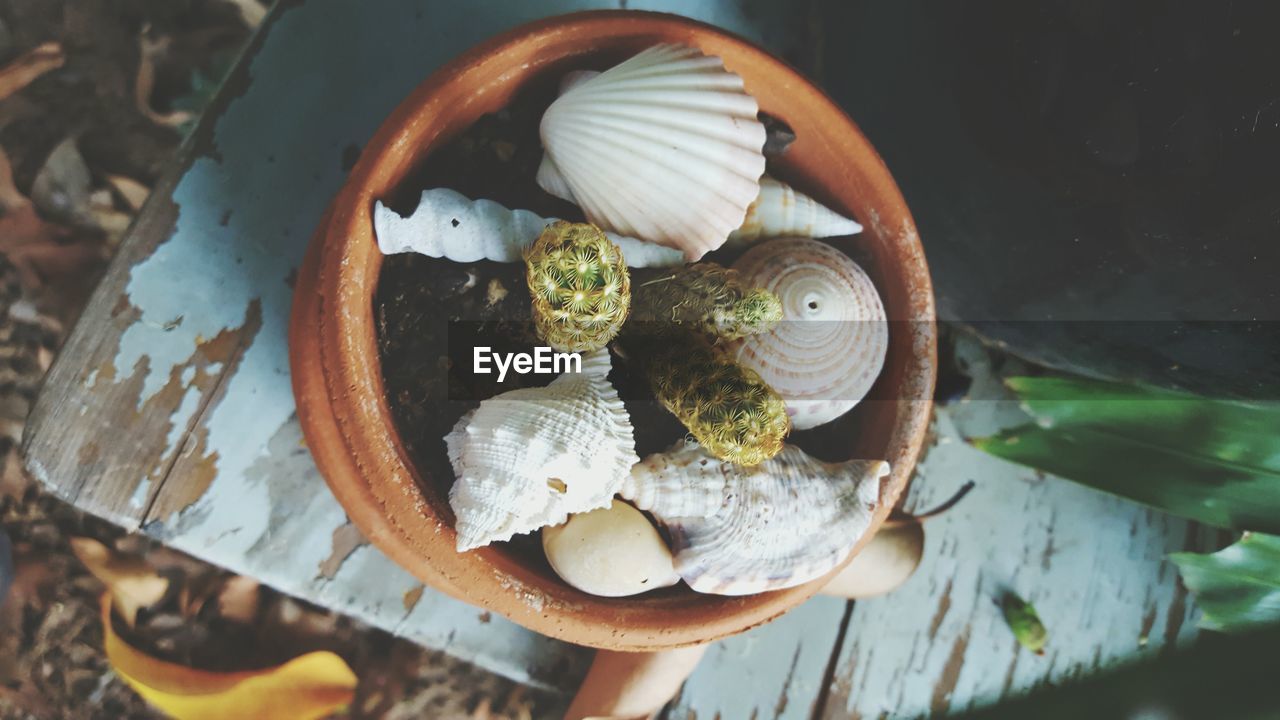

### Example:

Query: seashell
xmin=726 ymin=176 xmax=862 ymax=246
xmin=623 ymin=441 xmax=888 ymax=595
xmin=538 ymin=44 xmax=767 ymax=260
xmin=536 ymin=70 xmax=603 ymax=205
xmin=725 ymin=238 xmax=888 ymax=430
xmin=374 ymin=188 xmax=685 ymax=268
xmin=542 ymin=499 xmax=680 ymax=597
xmin=445 ymin=350 xmax=638 ymax=551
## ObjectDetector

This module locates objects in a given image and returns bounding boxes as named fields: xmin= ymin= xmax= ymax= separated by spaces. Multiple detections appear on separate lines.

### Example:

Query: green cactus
xmin=524 ymin=221 xmax=631 ymax=352
xmin=646 ymin=334 xmax=790 ymax=466
xmin=633 ymin=264 xmax=782 ymax=342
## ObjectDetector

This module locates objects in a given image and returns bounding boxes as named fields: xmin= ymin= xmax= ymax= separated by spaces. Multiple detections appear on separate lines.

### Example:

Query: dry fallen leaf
xmin=0 ymin=146 xmax=94 ymax=292
xmin=106 ymin=174 xmax=150 ymax=212
xmin=0 ymin=146 xmax=67 ymax=252
xmin=101 ymin=594 xmax=357 ymax=720
xmin=0 ymin=42 xmax=65 ymax=102
xmin=31 ymin=137 xmax=92 ymax=224
xmin=69 ymin=537 xmax=168 ymax=628
xmin=215 ymin=575 xmax=260 ymax=624
xmin=135 ymin=27 xmax=195 ymax=130
xmin=225 ymin=0 xmax=267 ymax=28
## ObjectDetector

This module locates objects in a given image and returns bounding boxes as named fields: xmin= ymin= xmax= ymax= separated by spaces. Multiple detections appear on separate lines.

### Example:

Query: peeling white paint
xmin=129 ymin=477 xmax=151 ymax=510
xmin=66 ymin=0 xmax=1203 ymax=708
xmin=164 ymin=384 xmax=204 ymax=453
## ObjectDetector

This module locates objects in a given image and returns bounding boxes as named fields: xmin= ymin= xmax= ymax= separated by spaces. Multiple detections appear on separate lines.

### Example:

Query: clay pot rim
xmin=291 ymin=10 xmax=936 ymax=651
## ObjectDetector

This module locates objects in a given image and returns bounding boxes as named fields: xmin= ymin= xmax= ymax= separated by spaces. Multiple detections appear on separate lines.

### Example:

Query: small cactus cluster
xmin=645 ymin=336 xmax=790 ymax=466
xmin=632 ymin=264 xmax=783 ymax=342
xmin=524 ymin=221 xmax=631 ymax=352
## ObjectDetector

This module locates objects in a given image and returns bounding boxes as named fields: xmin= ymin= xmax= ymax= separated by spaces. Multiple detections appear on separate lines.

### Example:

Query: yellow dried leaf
xmin=101 ymin=595 xmax=356 ymax=720
xmin=70 ymin=537 xmax=168 ymax=628
xmin=106 ymin=174 xmax=150 ymax=212
xmin=135 ymin=28 xmax=194 ymax=130
xmin=0 ymin=42 xmax=65 ymax=102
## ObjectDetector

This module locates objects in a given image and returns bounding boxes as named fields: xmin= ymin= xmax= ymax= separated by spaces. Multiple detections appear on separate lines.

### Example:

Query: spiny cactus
xmin=524 ymin=221 xmax=630 ymax=352
xmin=646 ymin=334 xmax=790 ymax=466
xmin=632 ymin=263 xmax=782 ymax=342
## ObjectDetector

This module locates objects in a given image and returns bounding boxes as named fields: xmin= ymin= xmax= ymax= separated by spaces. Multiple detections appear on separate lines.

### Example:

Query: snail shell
xmin=374 ymin=188 xmax=685 ymax=268
xmin=537 ymin=44 xmax=766 ymax=260
xmin=445 ymin=350 xmax=638 ymax=551
xmin=725 ymin=238 xmax=888 ymax=430
xmin=726 ymin=176 xmax=862 ymax=245
xmin=542 ymin=499 xmax=680 ymax=597
xmin=624 ymin=441 xmax=888 ymax=595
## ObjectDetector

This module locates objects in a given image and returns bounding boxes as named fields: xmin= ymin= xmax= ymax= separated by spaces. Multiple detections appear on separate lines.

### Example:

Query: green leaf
xmin=1000 ymin=591 xmax=1047 ymax=654
xmin=973 ymin=424 xmax=1280 ymax=533
xmin=1170 ymin=533 xmax=1280 ymax=632
xmin=972 ymin=377 xmax=1280 ymax=533
xmin=1006 ymin=376 xmax=1280 ymax=475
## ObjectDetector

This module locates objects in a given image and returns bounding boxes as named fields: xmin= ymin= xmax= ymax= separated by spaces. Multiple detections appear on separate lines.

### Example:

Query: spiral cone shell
xmin=726 ymin=238 xmax=888 ymax=430
xmin=374 ymin=189 xmax=684 ymax=268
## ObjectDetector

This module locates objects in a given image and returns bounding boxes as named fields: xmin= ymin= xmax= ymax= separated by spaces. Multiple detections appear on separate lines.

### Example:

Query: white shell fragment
xmin=726 ymin=238 xmax=888 ymax=430
xmin=538 ymin=44 xmax=767 ymax=260
xmin=542 ymin=499 xmax=680 ymax=597
xmin=727 ymin=176 xmax=862 ymax=246
xmin=624 ymin=441 xmax=888 ymax=595
xmin=445 ymin=350 xmax=638 ymax=551
xmin=373 ymin=188 xmax=685 ymax=268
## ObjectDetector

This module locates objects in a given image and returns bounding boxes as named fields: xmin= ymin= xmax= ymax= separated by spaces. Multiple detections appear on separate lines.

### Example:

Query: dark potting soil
xmin=373 ymin=71 xmax=877 ymax=561
xmin=373 ymin=79 xmax=689 ymax=565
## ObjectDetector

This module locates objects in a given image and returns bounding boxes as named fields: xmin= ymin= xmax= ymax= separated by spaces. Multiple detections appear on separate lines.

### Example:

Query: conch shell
xmin=373 ymin=188 xmax=684 ymax=268
xmin=537 ymin=44 xmax=766 ymax=260
xmin=726 ymin=238 xmax=888 ymax=430
xmin=727 ymin=176 xmax=862 ymax=245
xmin=445 ymin=350 xmax=638 ymax=551
xmin=622 ymin=441 xmax=887 ymax=595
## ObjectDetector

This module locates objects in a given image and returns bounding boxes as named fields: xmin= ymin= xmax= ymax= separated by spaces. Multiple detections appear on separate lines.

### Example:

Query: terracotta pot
xmin=290 ymin=10 xmax=936 ymax=651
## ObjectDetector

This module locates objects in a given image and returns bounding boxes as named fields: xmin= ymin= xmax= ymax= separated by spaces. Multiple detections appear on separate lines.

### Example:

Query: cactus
xmin=524 ymin=221 xmax=631 ymax=352
xmin=632 ymin=263 xmax=782 ymax=341
xmin=646 ymin=334 xmax=790 ymax=466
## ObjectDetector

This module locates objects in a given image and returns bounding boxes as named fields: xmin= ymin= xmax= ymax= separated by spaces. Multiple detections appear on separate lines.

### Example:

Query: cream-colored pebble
xmin=543 ymin=499 xmax=679 ymax=597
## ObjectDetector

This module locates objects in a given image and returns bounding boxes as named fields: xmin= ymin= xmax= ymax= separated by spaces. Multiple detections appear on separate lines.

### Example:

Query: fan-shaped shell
xmin=445 ymin=350 xmax=638 ymax=551
xmin=727 ymin=176 xmax=863 ymax=245
xmin=624 ymin=441 xmax=887 ymax=595
xmin=538 ymin=44 xmax=767 ymax=260
xmin=725 ymin=238 xmax=888 ymax=430
xmin=374 ymin=188 xmax=684 ymax=268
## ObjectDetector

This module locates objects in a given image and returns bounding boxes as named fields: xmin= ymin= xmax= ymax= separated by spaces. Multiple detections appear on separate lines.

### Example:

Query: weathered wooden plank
xmin=667 ymin=595 xmax=849 ymax=720
xmin=819 ymin=338 xmax=1218 ymax=719
xmin=171 ymin=414 xmax=590 ymax=691
xmin=23 ymin=0 xmax=818 ymax=692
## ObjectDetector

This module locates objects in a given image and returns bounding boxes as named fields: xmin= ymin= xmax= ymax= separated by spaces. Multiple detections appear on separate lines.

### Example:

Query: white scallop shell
xmin=726 ymin=176 xmax=863 ymax=245
xmin=624 ymin=441 xmax=887 ymax=595
xmin=374 ymin=188 xmax=685 ymax=268
xmin=445 ymin=350 xmax=638 ymax=551
xmin=542 ymin=499 xmax=680 ymax=597
xmin=538 ymin=44 xmax=767 ymax=260
xmin=725 ymin=238 xmax=888 ymax=430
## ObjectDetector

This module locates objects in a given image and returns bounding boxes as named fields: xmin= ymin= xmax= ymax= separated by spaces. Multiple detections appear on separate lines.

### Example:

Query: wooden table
xmin=23 ymin=1 xmax=1215 ymax=715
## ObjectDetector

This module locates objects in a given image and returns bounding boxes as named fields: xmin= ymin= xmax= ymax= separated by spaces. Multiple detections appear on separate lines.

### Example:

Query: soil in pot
xmin=374 ymin=60 xmax=890 ymax=590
